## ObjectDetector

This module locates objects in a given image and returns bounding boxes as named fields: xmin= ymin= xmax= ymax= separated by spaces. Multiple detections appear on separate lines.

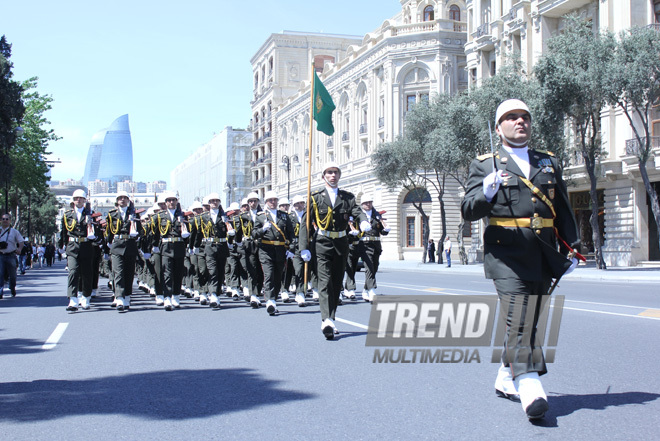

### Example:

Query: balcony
xmin=391 ymin=18 xmax=467 ymax=36
xmin=359 ymin=124 xmax=368 ymax=137
xmin=625 ymin=136 xmax=660 ymax=156
xmin=378 ymin=117 xmax=384 ymax=129
xmin=327 ymin=139 xmax=334 ymax=150
xmin=342 ymin=132 xmax=350 ymax=143
xmin=537 ymin=0 xmax=593 ymax=18
xmin=473 ymin=22 xmax=496 ymax=50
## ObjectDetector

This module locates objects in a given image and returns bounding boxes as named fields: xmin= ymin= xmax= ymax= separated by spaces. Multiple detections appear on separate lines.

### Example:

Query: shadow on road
xmin=0 ymin=368 xmax=315 ymax=422
xmin=531 ymin=390 xmax=660 ymax=427
xmin=0 ymin=338 xmax=45 ymax=355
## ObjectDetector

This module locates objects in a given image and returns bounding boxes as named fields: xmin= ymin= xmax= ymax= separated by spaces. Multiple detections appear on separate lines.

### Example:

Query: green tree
xmin=0 ymin=35 xmax=25 ymax=213
xmin=16 ymin=190 xmax=59 ymax=243
xmin=534 ymin=15 xmax=615 ymax=269
xmin=606 ymin=25 xmax=660 ymax=253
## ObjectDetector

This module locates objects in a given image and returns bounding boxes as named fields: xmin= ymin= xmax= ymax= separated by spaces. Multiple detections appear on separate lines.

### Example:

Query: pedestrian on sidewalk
xmin=427 ymin=239 xmax=435 ymax=263
xmin=444 ymin=236 xmax=452 ymax=268
xmin=0 ymin=213 xmax=24 ymax=298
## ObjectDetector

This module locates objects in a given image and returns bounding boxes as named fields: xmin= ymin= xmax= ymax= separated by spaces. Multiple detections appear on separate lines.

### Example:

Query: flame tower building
xmin=83 ymin=114 xmax=133 ymax=192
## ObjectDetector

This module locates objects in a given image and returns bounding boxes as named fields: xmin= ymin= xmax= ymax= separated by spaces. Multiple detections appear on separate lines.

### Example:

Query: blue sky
xmin=1 ymin=0 xmax=402 ymax=185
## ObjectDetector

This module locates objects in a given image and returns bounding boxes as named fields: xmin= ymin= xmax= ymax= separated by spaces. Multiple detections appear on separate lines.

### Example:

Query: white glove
xmin=300 ymin=249 xmax=311 ymax=262
xmin=564 ymin=257 xmax=579 ymax=276
xmin=286 ymin=250 xmax=294 ymax=260
xmin=181 ymin=232 xmax=190 ymax=239
xmin=383 ymin=227 xmax=391 ymax=233
xmin=103 ymin=253 xmax=110 ymax=261
xmin=483 ymin=170 xmax=505 ymax=201
xmin=193 ymin=247 xmax=200 ymax=255
xmin=228 ymin=243 xmax=235 ymax=250
xmin=262 ymin=221 xmax=271 ymax=231
xmin=360 ymin=220 xmax=372 ymax=232
xmin=87 ymin=234 xmax=97 ymax=240
xmin=227 ymin=229 xmax=236 ymax=236
xmin=143 ymin=252 xmax=152 ymax=260
xmin=349 ymin=229 xmax=359 ymax=236
xmin=152 ymin=246 xmax=160 ymax=254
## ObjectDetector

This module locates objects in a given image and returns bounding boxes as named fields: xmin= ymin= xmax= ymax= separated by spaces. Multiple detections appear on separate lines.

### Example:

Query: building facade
xmin=465 ymin=0 xmax=660 ymax=265
xmin=170 ymin=127 xmax=252 ymax=208
xmin=82 ymin=114 xmax=134 ymax=192
xmin=267 ymin=1 xmax=469 ymax=261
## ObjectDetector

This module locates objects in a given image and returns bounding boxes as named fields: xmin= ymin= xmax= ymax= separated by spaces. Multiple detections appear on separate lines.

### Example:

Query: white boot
xmin=91 ymin=289 xmax=97 ymax=297
xmin=172 ymin=295 xmax=181 ymax=308
xmin=66 ymin=296 xmax=79 ymax=311
xmin=368 ymin=289 xmax=377 ymax=301
xmin=242 ymin=287 xmax=250 ymax=298
xmin=80 ymin=296 xmax=90 ymax=310
xmin=193 ymin=290 xmax=200 ymax=300
xmin=250 ymin=295 xmax=261 ymax=308
xmin=209 ymin=293 xmax=219 ymax=308
xmin=344 ymin=289 xmax=356 ymax=300
xmin=312 ymin=289 xmax=319 ymax=301
xmin=266 ymin=299 xmax=278 ymax=315
xmin=116 ymin=297 xmax=125 ymax=311
xmin=156 ymin=295 xmax=165 ymax=306
xmin=164 ymin=296 xmax=173 ymax=311
xmin=281 ymin=291 xmax=290 ymax=303
xmin=199 ymin=293 xmax=208 ymax=305
xmin=125 ymin=295 xmax=131 ymax=309
xmin=362 ymin=290 xmax=371 ymax=302
xmin=515 ymin=372 xmax=548 ymax=420
xmin=295 ymin=293 xmax=306 ymax=307
xmin=494 ymin=364 xmax=519 ymax=402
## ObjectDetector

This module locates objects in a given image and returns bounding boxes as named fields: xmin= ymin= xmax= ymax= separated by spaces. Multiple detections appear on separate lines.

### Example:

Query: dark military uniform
xmin=58 ymin=207 xmax=99 ymax=302
xmin=353 ymin=208 xmax=389 ymax=294
xmin=104 ymin=206 xmax=144 ymax=305
xmin=154 ymin=209 xmax=189 ymax=304
xmin=288 ymin=210 xmax=307 ymax=300
xmin=461 ymin=148 xmax=579 ymax=378
xmin=237 ymin=209 xmax=263 ymax=301
xmin=299 ymin=188 xmax=363 ymax=322
xmin=226 ymin=212 xmax=246 ymax=298
xmin=253 ymin=208 xmax=294 ymax=308
xmin=198 ymin=209 xmax=231 ymax=305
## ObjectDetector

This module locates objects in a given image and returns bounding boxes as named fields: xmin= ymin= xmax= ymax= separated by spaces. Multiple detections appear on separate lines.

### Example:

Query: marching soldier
xmin=187 ymin=200 xmax=206 ymax=302
xmin=225 ymin=202 xmax=245 ymax=300
xmin=277 ymin=197 xmax=294 ymax=302
xmin=299 ymin=162 xmax=366 ymax=339
xmin=153 ymin=191 xmax=190 ymax=311
xmin=353 ymin=193 xmax=390 ymax=302
xmin=104 ymin=191 xmax=144 ymax=312
xmin=197 ymin=193 xmax=233 ymax=309
xmin=240 ymin=192 xmax=264 ymax=307
xmin=461 ymin=99 xmax=580 ymax=421
xmin=58 ymin=189 xmax=99 ymax=311
xmin=253 ymin=190 xmax=294 ymax=315
xmin=289 ymin=195 xmax=307 ymax=307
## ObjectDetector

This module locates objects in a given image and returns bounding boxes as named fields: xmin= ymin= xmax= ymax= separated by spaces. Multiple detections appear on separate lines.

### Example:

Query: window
xmin=462 ymin=221 xmax=472 ymax=238
xmin=424 ymin=6 xmax=434 ymax=21
xmin=403 ymin=188 xmax=432 ymax=203
xmin=450 ymin=5 xmax=460 ymax=21
xmin=407 ymin=95 xmax=417 ymax=111
xmin=406 ymin=217 xmax=416 ymax=247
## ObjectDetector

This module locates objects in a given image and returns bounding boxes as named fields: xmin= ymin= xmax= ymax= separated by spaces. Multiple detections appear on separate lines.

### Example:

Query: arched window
xmin=403 ymin=188 xmax=432 ymax=203
xmin=424 ymin=5 xmax=434 ymax=22
xmin=450 ymin=5 xmax=461 ymax=21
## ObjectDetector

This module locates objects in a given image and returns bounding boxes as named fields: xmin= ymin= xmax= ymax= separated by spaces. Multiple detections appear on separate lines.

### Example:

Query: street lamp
xmin=279 ymin=154 xmax=299 ymax=200
xmin=224 ymin=181 xmax=237 ymax=204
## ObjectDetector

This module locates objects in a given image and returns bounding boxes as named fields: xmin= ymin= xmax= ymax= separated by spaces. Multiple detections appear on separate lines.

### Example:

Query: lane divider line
xmin=42 ymin=323 xmax=69 ymax=350
xmin=336 ymin=317 xmax=369 ymax=330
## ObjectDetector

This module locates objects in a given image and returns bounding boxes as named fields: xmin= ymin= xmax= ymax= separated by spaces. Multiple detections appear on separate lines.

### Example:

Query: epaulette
xmin=108 ymin=208 xmax=118 ymax=214
xmin=311 ymin=189 xmax=324 ymax=196
xmin=339 ymin=189 xmax=355 ymax=198
xmin=534 ymin=149 xmax=555 ymax=157
xmin=477 ymin=153 xmax=494 ymax=161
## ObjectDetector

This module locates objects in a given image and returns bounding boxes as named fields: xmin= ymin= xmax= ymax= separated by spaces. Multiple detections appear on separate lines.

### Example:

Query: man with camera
xmin=0 ymin=213 xmax=25 ymax=299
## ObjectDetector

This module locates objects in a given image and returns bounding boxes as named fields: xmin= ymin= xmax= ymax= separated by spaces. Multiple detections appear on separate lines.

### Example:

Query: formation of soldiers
xmin=58 ymin=162 xmax=389 ymax=340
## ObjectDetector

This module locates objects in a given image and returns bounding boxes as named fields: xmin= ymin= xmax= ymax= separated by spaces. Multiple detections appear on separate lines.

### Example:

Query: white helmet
xmin=278 ymin=197 xmax=290 ymax=206
xmin=72 ymin=189 xmax=87 ymax=199
xmin=206 ymin=192 xmax=221 ymax=202
xmin=228 ymin=202 xmax=240 ymax=211
xmin=361 ymin=193 xmax=374 ymax=203
xmin=291 ymin=195 xmax=305 ymax=205
xmin=160 ymin=190 xmax=178 ymax=201
xmin=151 ymin=203 xmax=161 ymax=211
xmin=246 ymin=192 xmax=260 ymax=201
xmin=116 ymin=190 xmax=130 ymax=200
xmin=241 ymin=198 xmax=249 ymax=206
xmin=190 ymin=200 xmax=204 ymax=210
xmin=321 ymin=161 xmax=341 ymax=176
xmin=495 ymin=99 xmax=531 ymax=126
xmin=264 ymin=190 xmax=279 ymax=201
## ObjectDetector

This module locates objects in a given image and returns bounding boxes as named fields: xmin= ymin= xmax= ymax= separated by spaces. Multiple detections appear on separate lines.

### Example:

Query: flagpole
xmin=304 ymin=63 xmax=315 ymax=291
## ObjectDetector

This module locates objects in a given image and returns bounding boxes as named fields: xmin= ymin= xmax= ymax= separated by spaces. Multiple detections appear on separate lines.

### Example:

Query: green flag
xmin=312 ymin=71 xmax=336 ymax=136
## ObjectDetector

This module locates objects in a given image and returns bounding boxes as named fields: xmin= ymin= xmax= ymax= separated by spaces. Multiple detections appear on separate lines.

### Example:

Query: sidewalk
xmin=378 ymin=258 xmax=660 ymax=282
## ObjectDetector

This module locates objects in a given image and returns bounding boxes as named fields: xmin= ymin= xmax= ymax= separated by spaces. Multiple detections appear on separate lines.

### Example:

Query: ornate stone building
xmin=465 ymin=0 xmax=660 ymax=265
xmin=263 ymin=0 xmax=469 ymax=261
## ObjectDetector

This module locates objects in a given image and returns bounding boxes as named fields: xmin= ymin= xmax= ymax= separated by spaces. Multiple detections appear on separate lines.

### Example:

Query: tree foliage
xmin=534 ymin=15 xmax=615 ymax=269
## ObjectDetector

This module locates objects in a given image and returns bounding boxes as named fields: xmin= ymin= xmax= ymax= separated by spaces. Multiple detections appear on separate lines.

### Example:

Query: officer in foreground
xmin=460 ymin=99 xmax=580 ymax=421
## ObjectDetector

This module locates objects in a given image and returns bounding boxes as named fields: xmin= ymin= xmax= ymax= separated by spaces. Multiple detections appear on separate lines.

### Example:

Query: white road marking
xmin=335 ymin=317 xmax=369 ymax=330
xmin=562 ymin=307 xmax=660 ymax=321
xmin=42 ymin=323 xmax=69 ymax=350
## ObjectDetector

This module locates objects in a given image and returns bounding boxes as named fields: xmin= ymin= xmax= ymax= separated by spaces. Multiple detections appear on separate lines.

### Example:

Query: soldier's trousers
xmin=227 ymin=251 xmax=244 ymax=289
xmin=162 ymin=254 xmax=184 ymax=298
xmin=152 ymin=253 xmax=163 ymax=295
xmin=243 ymin=242 xmax=263 ymax=296
xmin=197 ymin=252 xmax=208 ymax=294
xmin=68 ymin=253 xmax=93 ymax=298
xmin=205 ymin=245 xmax=228 ymax=295
xmin=316 ymin=247 xmax=346 ymax=321
xmin=359 ymin=242 xmax=381 ymax=290
xmin=111 ymin=253 xmax=137 ymax=298
xmin=92 ymin=246 xmax=102 ymax=290
xmin=344 ymin=245 xmax=359 ymax=291
xmin=259 ymin=245 xmax=285 ymax=302
xmin=494 ymin=276 xmax=552 ymax=379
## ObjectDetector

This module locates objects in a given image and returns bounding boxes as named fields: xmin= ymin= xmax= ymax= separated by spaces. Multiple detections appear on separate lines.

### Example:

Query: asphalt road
xmin=1 ymin=260 xmax=659 ymax=440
